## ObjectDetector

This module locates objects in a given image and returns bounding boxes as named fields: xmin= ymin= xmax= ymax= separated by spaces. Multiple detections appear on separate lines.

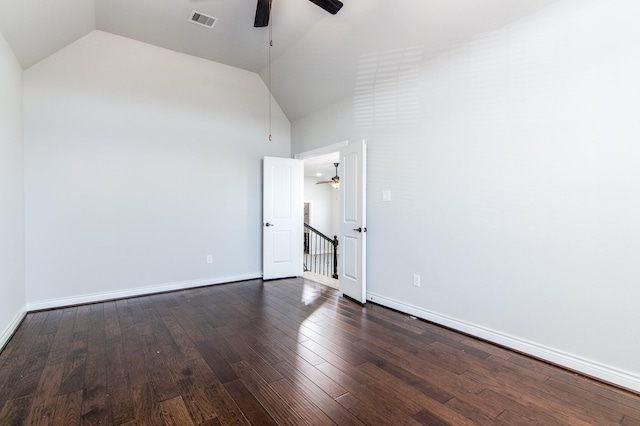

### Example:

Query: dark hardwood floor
xmin=1 ymin=278 xmax=639 ymax=425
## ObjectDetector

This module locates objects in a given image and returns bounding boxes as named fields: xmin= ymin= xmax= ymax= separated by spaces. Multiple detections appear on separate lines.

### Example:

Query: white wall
xmin=292 ymin=0 xmax=640 ymax=392
xmin=24 ymin=30 xmax=290 ymax=308
xmin=0 ymin=32 xmax=26 ymax=348
xmin=303 ymin=177 xmax=338 ymax=238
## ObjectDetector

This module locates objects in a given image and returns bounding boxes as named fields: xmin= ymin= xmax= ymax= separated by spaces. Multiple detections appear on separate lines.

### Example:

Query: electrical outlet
xmin=413 ymin=274 xmax=421 ymax=287
xmin=206 ymin=255 xmax=213 ymax=264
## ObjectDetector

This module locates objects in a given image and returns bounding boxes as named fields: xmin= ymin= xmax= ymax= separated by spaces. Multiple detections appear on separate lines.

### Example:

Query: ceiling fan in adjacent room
xmin=316 ymin=162 xmax=340 ymax=188
xmin=254 ymin=0 xmax=343 ymax=27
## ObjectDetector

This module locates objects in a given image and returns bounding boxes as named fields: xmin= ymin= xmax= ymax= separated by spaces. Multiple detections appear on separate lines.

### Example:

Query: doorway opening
xmin=304 ymin=202 xmax=311 ymax=226
xmin=302 ymin=152 xmax=340 ymax=289
xmin=293 ymin=139 xmax=366 ymax=304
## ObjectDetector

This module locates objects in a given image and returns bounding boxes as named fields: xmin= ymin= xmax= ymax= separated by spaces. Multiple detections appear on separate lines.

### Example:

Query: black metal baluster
xmin=332 ymin=235 xmax=338 ymax=279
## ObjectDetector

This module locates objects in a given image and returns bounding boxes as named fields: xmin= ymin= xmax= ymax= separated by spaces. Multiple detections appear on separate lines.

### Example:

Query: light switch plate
xmin=382 ymin=190 xmax=392 ymax=202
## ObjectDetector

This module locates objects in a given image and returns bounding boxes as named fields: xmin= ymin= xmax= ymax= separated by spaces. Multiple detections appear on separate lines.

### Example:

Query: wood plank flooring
xmin=1 ymin=278 xmax=639 ymax=425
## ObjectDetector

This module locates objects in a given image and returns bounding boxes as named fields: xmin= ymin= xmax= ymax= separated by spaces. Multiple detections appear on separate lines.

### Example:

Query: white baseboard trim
xmin=367 ymin=292 xmax=640 ymax=394
xmin=0 ymin=307 xmax=27 ymax=352
xmin=26 ymin=272 xmax=262 ymax=312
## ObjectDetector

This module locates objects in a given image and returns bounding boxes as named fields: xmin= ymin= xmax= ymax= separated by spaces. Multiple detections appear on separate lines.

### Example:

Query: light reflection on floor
xmin=302 ymin=271 xmax=338 ymax=289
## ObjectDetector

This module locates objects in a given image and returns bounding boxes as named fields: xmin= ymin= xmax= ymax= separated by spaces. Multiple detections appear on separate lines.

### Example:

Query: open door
xmin=263 ymin=157 xmax=303 ymax=280
xmin=338 ymin=140 xmax=367 ymax=303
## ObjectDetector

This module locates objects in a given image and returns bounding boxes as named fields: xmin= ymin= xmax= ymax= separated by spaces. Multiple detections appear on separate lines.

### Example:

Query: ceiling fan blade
xmin=316 ymin=180 xmax=333 ymax=184
xmin=254 ymin=0 xmax=271 ymax=27
xmin=308 ymin=0 xmax=343 ymax=15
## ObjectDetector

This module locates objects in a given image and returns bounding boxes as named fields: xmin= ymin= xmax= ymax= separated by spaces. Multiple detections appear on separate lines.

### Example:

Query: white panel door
xmin=263 ymin=157 xmax=303 ymax=280
xmin=339 ymin=140 xmax=367 ymax=303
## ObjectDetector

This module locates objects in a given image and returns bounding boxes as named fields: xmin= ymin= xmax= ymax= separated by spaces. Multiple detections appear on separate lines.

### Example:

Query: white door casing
xmin=263 ymin=157 xmax=303 ymax=280
xmin=338 ymin=140 xmax=367 ymax=303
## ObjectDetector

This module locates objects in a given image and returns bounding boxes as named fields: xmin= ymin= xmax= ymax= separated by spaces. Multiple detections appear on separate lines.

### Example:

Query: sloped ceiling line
xmin=0 ymin=0 xmax=559 ymax=121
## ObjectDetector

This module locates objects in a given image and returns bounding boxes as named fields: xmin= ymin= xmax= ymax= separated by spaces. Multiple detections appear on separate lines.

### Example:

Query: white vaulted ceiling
xmin=0 ymin=0 xmax=559 ymax=121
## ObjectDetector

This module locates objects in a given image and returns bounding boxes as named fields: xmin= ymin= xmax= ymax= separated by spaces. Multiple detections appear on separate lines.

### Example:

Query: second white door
xmin=338 ymin=140 xmax=367 ymax=303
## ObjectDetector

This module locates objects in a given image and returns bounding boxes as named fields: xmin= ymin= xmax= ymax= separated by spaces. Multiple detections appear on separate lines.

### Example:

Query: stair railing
xmin=303 ymin=223 xmax=338 ymax=279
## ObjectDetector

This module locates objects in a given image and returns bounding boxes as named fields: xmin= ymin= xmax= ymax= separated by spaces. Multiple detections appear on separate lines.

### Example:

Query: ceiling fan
xmin=254 ymin=0 xmax=343 ymax=27
xmin=316 ymin=162 xmax=340 ymax=187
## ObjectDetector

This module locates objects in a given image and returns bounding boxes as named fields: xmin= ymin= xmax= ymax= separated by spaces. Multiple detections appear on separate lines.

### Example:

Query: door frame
xmin=294 ymin=141 xmax=349 ymax=162
xmin=296 ymin=141 xmax=347 ymax=256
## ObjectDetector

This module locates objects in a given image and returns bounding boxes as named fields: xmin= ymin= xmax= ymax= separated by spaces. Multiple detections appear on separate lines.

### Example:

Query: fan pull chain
xmin=268 ymin=1 xmax=273 ymax=142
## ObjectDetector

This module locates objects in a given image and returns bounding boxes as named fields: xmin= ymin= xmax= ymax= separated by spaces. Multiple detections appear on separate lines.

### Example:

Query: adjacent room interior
xmin=2 ymin=0 xmax=640 ymax=423
xmin=302 ymin=152 xmax=340 ymax=289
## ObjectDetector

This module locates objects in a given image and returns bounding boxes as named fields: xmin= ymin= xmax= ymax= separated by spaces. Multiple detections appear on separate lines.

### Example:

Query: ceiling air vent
xmin=189 ymin=10 xmax=217 ymax=28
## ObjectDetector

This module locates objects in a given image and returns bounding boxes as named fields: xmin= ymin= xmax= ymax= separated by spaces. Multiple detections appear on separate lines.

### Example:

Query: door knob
xmin=265 ymin=223 xmax=274 ymax=227
xmin=353 ymin=227 xmax=362 ymax=232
